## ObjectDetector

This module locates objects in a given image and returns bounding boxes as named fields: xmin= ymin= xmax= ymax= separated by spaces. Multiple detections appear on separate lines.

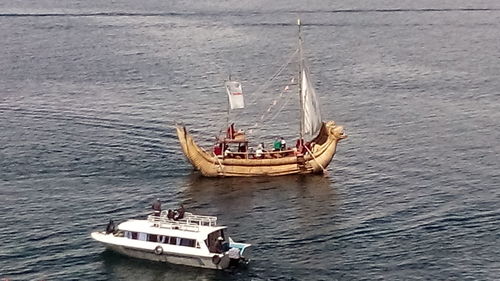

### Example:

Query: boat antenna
xmin=298 ymin=18 xmax=304 ymax=141
xmin=226 ymin=74 xmax=230 ymax=135
xmin=224 ymin=69 xmax=233 ymax=135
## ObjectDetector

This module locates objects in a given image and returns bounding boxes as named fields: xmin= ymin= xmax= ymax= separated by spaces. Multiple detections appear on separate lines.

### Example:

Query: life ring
xmin=154 ymin=246 xmax=163 ymax=255
xmin=212 ymin=255 xmax=221 ymax=265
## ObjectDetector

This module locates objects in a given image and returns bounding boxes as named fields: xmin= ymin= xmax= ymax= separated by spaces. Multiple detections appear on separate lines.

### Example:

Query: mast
xmin=226 ymin=74 xmax=231 ymax=133
xmin=298 ymin=18 xmax=304 ymax=140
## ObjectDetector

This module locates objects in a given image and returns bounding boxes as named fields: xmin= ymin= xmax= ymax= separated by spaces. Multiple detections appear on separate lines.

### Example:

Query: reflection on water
xmin=180 ymin=173 xmax=339 ymax=225
xmin=176 ymin=174 xmax=342 ymax=276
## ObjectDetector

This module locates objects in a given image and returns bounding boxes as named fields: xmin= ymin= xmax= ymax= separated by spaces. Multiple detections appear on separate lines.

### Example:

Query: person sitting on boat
xmin=309 ymin=141 xmax=317 ymax=153
xmin=167 ymin=209 xmax=174 ymax=220
xmin=303 ymin=141 xmax=316 ymax=154
xmin=234 ymin=129 xmax=245 ymax=141
xmin=174 ymin=204 xmax=186 ymax=221
xmin=280 ymin=137 xmax=286 ymax=151
xmin=152 ymin=198 xmax=161 ymax=216
xmin=296 ymin=138 xmax=305 ymax=154
xmin=213 ymin=144 xmax=222 ymax=156
xmin=224 ymin=147 xmax=232 ymax=158
xmin=273 ymin=137 xmax=281 ymax=151
xmin=178 ymin=204 xmax=185 ymax=217
xmin=255 ymin=144 xmax=263 ymax=158
xmin=237 ymin=144 xmax=246 ymax=153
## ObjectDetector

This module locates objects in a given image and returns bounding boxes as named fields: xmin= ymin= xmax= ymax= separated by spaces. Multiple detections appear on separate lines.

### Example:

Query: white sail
xmin=301 ymin=68 xmax=322 ymax=136
xmin=225 ymin=81 xmax=245 ymax=109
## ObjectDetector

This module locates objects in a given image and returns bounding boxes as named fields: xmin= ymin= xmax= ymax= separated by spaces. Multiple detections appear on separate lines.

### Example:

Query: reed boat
xmin=176 ymin=19 xmax=347 ymax=177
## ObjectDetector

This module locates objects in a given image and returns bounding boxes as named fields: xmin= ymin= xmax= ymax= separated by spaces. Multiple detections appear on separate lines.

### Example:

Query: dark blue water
xmin=1 ymin=1 xmax=500 ymax=280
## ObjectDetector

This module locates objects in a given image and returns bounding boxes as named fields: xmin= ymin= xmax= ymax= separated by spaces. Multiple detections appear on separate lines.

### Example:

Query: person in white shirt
xmin=224 ymin=147 xmax=231 ymax=157
xmin=280 ymin=137 xmax=286 ymax=151
xmin=255 ymin=144 xmax=263 ymax=158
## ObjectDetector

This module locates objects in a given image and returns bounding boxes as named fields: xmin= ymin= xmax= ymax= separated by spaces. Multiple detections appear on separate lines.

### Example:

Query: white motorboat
xmin=91 ymin=210 xmax=251 ymax=270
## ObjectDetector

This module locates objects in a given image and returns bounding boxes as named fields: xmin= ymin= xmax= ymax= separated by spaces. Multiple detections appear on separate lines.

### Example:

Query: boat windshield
xmin=205 ymin=229 xmax=225 ymax=253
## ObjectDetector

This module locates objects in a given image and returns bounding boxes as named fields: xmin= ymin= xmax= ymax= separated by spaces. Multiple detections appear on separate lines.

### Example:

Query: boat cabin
xmin=114 ymin=212 xmax=230 ymax=255
xmin=213 ymin=124 xmax=308 ymax=160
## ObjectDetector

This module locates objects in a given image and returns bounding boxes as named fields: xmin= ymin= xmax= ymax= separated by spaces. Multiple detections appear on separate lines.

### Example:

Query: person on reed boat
xmin=255 ymin=144 xmax=263 ymax=158
xmin=296 ymin=139 xmax=305 ymax=154
xmin=280 ymin=137 xmax=286 ymax=151
xmin=226 ymin=123 xmax=235 ymax=139
xmin=224 ymin=147 xmax=232 ymax=158
xmin=213 ymin=144 xmax=222 ymax=156
xmin=273 ymin=137 xmax=281 ymax=151
xmin=234 ymin=129 xmax=245 ymax=141
xmin=238 ymin=144 xmax=246 ymax=152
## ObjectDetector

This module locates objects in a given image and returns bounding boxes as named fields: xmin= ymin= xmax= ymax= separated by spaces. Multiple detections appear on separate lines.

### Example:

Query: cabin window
xmin=168 ymin=236 xmax=176 ymax=245
xmin=148 ymin=234 xmax=158 ymax=242
xmin=196 ymin=241 xmax=201 ymax=249
xmin=131 ymin=232 xmax=138 ymax=240
xmin=138 ymin=233 xmax=147 ymax=241
xmin=206 ymin=230 xmax=225 ymax=253
xmin=162 ymin=236 xmax=169 ymax=244
xmin=180 ymin=238 xmax=196 ymax=247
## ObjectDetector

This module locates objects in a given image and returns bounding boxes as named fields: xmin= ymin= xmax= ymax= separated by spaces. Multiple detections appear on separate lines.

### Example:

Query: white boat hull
xmin=106 ymin=244 xmax=231 ymax=270
xmin=92 ymin=232 xmax=231 ymax=270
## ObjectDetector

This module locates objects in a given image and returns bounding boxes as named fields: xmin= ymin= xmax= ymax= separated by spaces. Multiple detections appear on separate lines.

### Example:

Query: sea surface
xmin=1 ymin=1 xmax=500 ymax=280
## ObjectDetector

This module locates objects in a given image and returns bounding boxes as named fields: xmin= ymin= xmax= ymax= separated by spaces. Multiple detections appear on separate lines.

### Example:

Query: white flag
xmin=225 ymin=81 xmax=245 ymax=109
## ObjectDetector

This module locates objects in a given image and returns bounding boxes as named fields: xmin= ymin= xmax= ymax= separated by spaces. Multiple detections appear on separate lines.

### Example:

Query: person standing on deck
xmin=214 ymin=236 xmax=224 ymax=253
xmin=177 ymin=204 xmax=185 ymax=219
xmin=152 ymin=198 xmax=161 ymax=216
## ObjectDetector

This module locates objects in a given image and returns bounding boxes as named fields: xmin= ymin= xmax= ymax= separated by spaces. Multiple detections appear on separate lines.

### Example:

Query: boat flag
xmin=225 ymin=81 xmax=245 ymax=109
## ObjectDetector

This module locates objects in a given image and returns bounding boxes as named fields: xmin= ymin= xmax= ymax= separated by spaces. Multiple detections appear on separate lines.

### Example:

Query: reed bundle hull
xmin=176 ymin=121 xmax=346 ymax=177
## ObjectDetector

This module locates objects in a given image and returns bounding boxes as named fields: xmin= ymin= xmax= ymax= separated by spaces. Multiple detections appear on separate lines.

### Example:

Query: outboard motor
xmin=227 ymin=247 xmax=242 ymax=267
xmin=105 ymin=219 xmax=115 ymax=234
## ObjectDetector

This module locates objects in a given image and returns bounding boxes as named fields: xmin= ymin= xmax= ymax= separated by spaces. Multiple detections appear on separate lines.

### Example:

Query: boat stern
xmin=228 ymin=237 xmax=252 ymax=262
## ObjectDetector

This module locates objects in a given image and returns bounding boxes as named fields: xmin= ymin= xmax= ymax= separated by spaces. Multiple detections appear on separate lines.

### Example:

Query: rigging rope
xmin=242 ymin=49 xmax=299 ymax=121
xmin=247 ymin=76 xmax=296 ymax=135
xmin=214 ymin=49 xmax=299 ymax=133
